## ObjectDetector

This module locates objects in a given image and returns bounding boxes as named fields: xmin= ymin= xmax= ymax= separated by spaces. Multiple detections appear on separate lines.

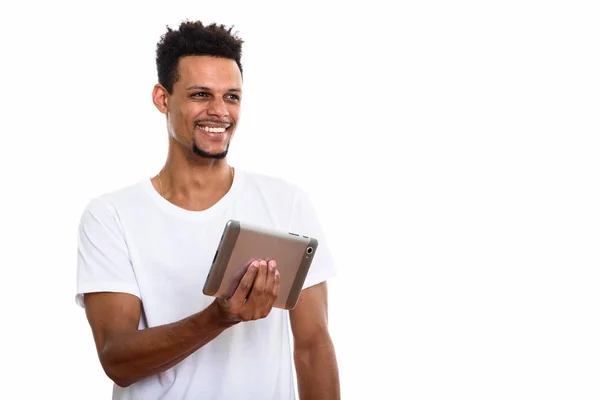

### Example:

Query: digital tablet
xmin=203 ymin=220 xmax=318 ymax=310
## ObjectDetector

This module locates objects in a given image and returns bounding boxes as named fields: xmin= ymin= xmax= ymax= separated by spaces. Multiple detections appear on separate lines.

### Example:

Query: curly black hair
xmin=156 ymin=20 xmax=244 ymax=94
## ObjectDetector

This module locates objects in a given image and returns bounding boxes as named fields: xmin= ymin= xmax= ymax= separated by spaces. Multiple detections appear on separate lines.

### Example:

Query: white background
xmin=1 ymin=1 xmax=599 ymax=399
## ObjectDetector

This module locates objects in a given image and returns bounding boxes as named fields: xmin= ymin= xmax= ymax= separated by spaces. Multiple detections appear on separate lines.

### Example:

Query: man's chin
xmin=192 ymin=143 xmax=229 ymax=160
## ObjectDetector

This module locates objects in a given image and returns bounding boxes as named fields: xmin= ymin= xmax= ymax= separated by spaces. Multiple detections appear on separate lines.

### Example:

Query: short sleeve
xmin=75 ymin=199 xmax=140 ymax=308
xmin=289 ymin=188 xmax=336 ymax=290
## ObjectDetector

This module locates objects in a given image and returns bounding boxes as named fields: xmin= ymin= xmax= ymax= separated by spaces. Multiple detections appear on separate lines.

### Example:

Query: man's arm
xmin=290 ymin=282 xmax=340 ymax=400
xmin=85 ymin=259 xmax=279 ymax=387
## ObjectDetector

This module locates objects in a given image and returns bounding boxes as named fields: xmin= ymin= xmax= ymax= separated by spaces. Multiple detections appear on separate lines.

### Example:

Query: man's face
xmin=164 ymin=55 xmax=242 ymax=159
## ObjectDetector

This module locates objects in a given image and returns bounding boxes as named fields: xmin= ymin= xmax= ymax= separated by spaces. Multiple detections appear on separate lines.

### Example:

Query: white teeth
xmin=198 ymin=126 xmax=227 ymax=133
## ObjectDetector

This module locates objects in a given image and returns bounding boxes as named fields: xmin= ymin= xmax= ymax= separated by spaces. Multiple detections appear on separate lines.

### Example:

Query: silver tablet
xmin=203 ymin=220 xmax=318 ymax=310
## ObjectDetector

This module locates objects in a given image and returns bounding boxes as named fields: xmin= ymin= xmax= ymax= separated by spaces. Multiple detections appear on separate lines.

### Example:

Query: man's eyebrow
xmin=186 ymin=85 xmax=242 ymax=92
xmin=186 ymin=85 xmax=211 ymax=91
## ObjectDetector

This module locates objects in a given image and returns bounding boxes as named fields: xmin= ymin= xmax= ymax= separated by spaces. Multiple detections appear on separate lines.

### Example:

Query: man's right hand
xmin=216 ymin=259 xmax=280 ymax=323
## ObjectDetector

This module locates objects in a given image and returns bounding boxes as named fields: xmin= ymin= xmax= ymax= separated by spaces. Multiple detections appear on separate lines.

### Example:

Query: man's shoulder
xmin=241 ymin=169 xmax=303 ymax=196
xmin=240 ymin=169 xmax=312 ymax=209
xmin=80 ymin=178 xmax=149 ymax=217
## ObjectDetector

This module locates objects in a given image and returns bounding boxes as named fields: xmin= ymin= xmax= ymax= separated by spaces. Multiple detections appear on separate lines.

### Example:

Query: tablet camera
xmin=306 ymin=247 xmax=313 ymax=255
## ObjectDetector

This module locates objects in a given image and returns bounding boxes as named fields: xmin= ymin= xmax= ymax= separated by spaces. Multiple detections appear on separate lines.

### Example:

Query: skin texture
xmin=151 ymin=55 xmax=243 ymax=212
xmin=84 ymin=259 xmax=278 ymax=387
xmin=84 ymin=55 xmax=340 ymax=398
xmin=291 ymin=282 xmax=341 ymax=400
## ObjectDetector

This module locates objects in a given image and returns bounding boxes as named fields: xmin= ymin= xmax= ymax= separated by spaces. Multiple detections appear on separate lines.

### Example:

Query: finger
xmin=263 ymin=260 xmax=277 ymax=295
xmin=272 ymin=269 xmax=281 ymax=300
xmin=250 ymin=259 xmax=268 ymax=296
xmin=262 ymin=267 xmax=281 ymax=315
xmin=230 ymin=261 xmax=259 ymax=304
xmin=227 ymin=259 xmax=257 ymax=297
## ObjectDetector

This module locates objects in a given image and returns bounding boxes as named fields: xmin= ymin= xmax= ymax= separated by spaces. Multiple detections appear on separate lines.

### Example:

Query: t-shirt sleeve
xmin=289 ymin=187 xmax=337 ymax=290
xmin=75 ymin=198 xmax=140 ymax=308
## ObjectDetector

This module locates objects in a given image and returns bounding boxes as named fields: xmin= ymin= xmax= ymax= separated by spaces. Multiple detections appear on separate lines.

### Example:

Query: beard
xmin=192 ymin=138 xmax=229 ymax=160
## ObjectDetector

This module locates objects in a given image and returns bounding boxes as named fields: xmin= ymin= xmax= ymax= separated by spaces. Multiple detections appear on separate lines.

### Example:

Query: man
xmin=75 ymin=21 xmax=340 ymax=399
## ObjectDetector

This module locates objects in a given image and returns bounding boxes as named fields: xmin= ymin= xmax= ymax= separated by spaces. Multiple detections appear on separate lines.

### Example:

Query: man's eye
xmin=192 ymin=92 xmax=209 ymax=98
xmin=226 ymin=94 xmax=240 ymax=101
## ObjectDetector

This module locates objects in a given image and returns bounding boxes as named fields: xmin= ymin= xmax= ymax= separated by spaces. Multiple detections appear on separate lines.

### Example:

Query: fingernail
xmin=275 ymin=270 xmax=280 ymax=277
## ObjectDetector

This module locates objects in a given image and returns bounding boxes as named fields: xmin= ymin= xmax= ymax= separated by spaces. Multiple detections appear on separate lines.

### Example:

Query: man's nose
xmin=207 ymin=98 xmax=229 ymax=118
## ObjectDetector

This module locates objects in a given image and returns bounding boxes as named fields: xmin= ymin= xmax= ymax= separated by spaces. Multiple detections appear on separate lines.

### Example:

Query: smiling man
xmin=76 ymin=21 xmax=340 ymax=399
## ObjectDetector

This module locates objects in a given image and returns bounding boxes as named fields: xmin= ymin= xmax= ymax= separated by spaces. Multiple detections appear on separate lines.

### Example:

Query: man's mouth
xmin=196 ymin=124 xmax=231 ymax=134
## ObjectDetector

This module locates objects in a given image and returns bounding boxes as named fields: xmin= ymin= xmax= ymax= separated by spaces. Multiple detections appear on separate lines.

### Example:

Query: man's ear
xmin=152 ymin=84 xmax=169 ymax=114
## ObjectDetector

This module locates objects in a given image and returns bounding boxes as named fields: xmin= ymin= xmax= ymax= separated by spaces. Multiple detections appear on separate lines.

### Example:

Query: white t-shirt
xmin=75 ymin=168 xmax=336 ymax=400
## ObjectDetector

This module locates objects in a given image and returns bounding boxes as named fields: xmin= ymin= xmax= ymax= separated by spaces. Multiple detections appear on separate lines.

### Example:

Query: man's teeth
xmin=198 ymin=126 xmax=227 ymax=133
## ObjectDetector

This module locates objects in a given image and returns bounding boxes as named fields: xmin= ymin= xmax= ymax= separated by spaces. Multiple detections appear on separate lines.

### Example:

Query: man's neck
xmin=153 ymin=148 xmax=234 ymax=212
